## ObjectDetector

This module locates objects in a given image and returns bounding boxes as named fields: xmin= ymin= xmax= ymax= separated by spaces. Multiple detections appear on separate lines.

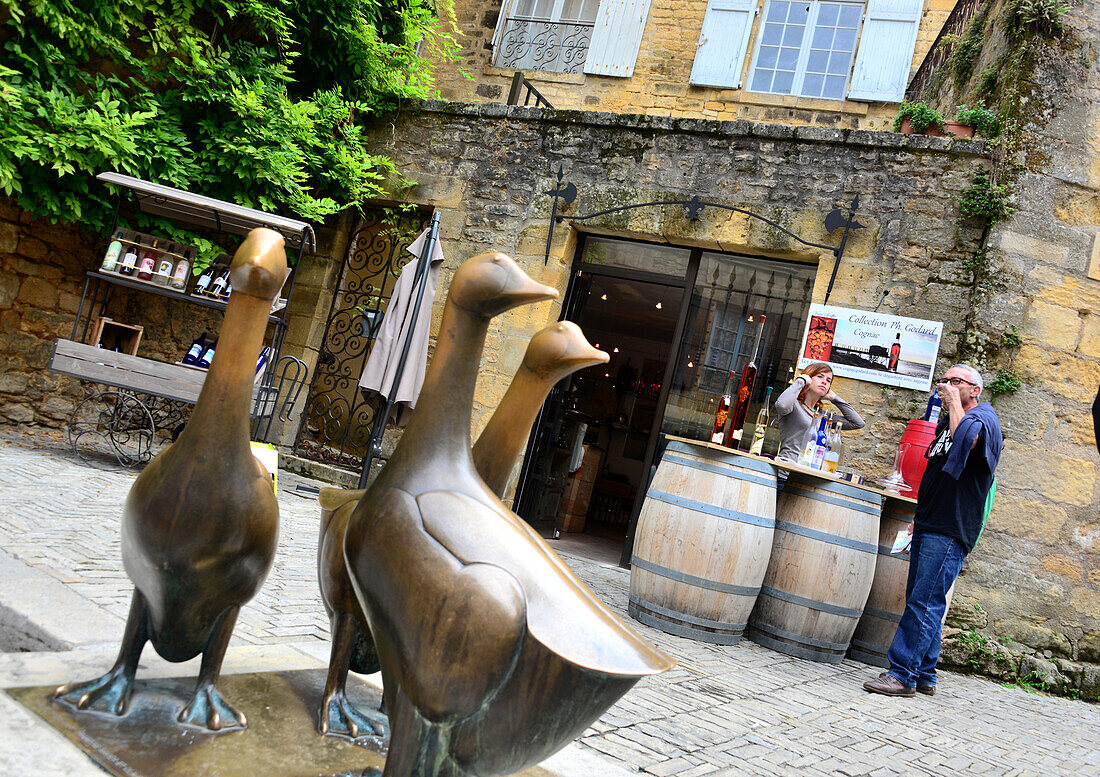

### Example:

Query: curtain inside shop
xmin=661 ymin=252 xmax=817 ymax=440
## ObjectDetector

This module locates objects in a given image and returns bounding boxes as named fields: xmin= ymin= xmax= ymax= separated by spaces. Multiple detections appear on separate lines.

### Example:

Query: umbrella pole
xmin=357 ymin=212 xmax=441 ymax=489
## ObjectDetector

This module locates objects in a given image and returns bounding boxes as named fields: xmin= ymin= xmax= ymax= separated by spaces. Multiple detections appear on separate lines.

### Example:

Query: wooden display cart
xmin=48 ymin=173 xmax=314 ymax=466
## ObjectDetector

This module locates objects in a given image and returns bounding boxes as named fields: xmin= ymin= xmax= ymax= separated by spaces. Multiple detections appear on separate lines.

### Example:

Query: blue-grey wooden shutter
xmin=847 ymin=0 xmax=924 ymax=102
xmin=689 ymin=0 xmax=758 ymax=88
xmin=583 ymin=0 xmax=654 ymax=77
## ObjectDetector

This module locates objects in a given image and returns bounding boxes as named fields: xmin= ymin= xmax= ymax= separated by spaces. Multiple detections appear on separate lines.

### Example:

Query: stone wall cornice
xmin=408 ymin=99 xmax=992 ymax=158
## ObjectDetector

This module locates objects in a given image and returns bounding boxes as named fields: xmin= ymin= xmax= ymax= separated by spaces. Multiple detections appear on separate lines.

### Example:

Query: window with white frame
xmin=493 ymin=0 xmax=656 ymax=78
xmin=747 ymin=0 xmax=861 ymax=100
xmin=689 ymin=0 xmax=925 ymax=103
xmin=494 ymin=1 xmax=602 ymax=74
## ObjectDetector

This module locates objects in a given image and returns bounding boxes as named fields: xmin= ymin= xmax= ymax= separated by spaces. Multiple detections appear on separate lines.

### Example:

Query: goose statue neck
xmin=389 ymin=253 xmax=558 ymax=480
xmin=179 ymin=228 xmax=287 ymax=449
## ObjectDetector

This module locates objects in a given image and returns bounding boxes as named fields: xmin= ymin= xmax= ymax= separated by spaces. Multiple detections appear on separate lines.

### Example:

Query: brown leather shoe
xmin=863 ymin=672 xmax=916 ymax=697
xmin=916 ymin=684 xmax=936 ymax=696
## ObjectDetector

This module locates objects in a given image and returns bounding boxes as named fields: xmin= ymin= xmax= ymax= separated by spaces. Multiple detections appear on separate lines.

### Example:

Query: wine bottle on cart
xmin=724 ymin=314 xmax=767 ymax=447
xmin=137 ymin=239 xmax=160 ymax=281
xmin=119 ymin=241 xmax=139 ymax=276
xmin=100 ymin=231 xmax=124 ymax=273
xmin=197 ymin=339 xmax=217 ymax=369
xmin=194 ymin=264 xmax=216 ymax=296
xmin=209 ymin=268 xmax=230 ymax=298
xmin=169 ymin=248 xmax=192 ymax=291
xmin=183 ymin=332 xmax=209 ymax=366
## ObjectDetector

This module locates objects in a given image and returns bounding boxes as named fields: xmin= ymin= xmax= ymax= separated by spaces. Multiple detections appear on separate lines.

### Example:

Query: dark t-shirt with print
xmin=914 ymin=420 xmax=994 ymax=553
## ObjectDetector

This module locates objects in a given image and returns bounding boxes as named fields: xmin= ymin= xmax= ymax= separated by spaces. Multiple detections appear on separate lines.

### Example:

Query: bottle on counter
xmin=100 ymin=231 xmax=125 ymax=273
xmin=119 ymin=241 xmax=140 ymax=276
xmin=797 ymin=410 xmax=821 ymax=467
xmin=824 ymin=420 xmax=842 ymax=474
xmin=182 ymin=332 xmax=209 ymax=366
xmin=725 ymin=315 xmax=767 ymax=447
xmin=810 ymin=416 xmax=829 ymax=470
xmin=710 ymin=375 xmax=734 ymax=444
xmin=169 ymin=248 xmax=192 ymax=291
xmin=137 ymin=239 xmax=159 ymax=281
xmin=748 ymin=386 xmax=773 ymax=456
xmin=196 ymin=339 xmax=217 ymax=369
xmin=889 ymin=332 xmax=902 ymax=372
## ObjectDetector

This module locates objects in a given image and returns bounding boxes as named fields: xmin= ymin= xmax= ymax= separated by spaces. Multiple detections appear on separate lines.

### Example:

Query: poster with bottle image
xmin=796 ymin=304 xmax=942 ymax=391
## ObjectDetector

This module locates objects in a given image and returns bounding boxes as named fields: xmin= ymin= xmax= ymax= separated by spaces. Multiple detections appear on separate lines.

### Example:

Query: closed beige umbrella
xmin=358 ymin=227 xmax=445 ymax=426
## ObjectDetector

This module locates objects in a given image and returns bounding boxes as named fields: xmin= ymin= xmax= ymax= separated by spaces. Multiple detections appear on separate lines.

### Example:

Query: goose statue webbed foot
xmin=54 ymin=590 xmax=150 ymax=717
xmin=178 ymin=680 xmax=247 ymax=732
xmin=320 ymin=688 xmax=387 ymax=740
xmin=54 ymin=665 xmax=136 ymax=717
xmin=176 ymin=605 xmax=247 ymax=732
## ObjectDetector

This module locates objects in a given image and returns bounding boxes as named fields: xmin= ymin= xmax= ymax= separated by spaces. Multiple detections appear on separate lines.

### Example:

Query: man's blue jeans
xmin=887 ymin=531 xmax=966 ymax=688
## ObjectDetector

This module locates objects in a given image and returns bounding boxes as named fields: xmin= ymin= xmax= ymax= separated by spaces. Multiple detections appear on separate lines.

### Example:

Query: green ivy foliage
xmin=0 ymin=0 xmax=457 ymax=268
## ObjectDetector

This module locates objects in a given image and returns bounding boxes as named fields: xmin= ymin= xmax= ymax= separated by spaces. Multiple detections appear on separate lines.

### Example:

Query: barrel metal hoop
xmin=646 ymin=489 xmax=776 ymax=529
xmin=746 ymin=628 xmax=845 ymax=663
xmin=759 ymin=585 xmax=865 ymax=618
xmin=783 ymin=485 xmax=882 ymax=516
xmin=849 ymin=637 xmax=888 ymax=655
xmin=747 ymin=619 xmax=850 ymax=651
xmin=628 ymin=594 xmax=748 ymax=633
xmin=629 ymin=601 xmax=742 ymax=645
xmin=787 ymin=471 xmax=880 ymax=501
xmin=662 ymin=453 xmax=777 ymax=488
xmin=665 ymin=441 xmax=778 ymax=477
xmin=632 ymin=556 xmax=763 ymax=596
xmin=774 ymin=520 xmax=878 ymax=554
xmin=862 ymin=605 xmax=902 ymax=624
xmin=878 ymin=544 xmax=910 ymax=560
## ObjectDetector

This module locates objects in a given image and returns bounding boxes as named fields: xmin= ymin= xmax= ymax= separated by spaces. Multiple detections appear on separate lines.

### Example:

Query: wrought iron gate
xmin=294 ymin=207 xmax=430 ymax=469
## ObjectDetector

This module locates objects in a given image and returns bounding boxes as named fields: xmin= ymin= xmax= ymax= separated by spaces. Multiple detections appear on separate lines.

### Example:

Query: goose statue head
xmin=522 ymin=321 xmax=608 ymax=378
xmin=448 ymin=252 xmax=558 ymax=319
xmin=228 ymin=227 xmax=289 ymax=301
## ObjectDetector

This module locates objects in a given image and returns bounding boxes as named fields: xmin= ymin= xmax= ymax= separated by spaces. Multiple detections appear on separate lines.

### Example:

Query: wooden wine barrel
xmin=849 ymin=498 xmax=956 ymax=667
xmin=747 ymin=472 xmax=882 ymax=662
xmin=629 ymin=440 xmax=777 ymax=645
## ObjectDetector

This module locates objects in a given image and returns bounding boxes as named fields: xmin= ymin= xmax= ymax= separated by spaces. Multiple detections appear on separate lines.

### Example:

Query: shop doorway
xmin=513 ymin=237 xmax=690 ymax=563
xmin=514 ymin=234 xmax=819 ymax=565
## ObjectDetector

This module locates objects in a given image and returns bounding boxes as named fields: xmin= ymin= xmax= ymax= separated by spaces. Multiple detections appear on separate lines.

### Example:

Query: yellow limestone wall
xmin=430 ymin=0 xmax=958 ymax=130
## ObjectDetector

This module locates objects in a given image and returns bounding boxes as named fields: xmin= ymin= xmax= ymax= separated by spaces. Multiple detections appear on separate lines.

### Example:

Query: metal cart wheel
xmin=68 ymin=389 xmax=156 ymax=467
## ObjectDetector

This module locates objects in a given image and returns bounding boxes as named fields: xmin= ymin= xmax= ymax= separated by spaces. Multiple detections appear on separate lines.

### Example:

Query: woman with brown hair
xmin=773 ymin=363 xmax=866 ymax=481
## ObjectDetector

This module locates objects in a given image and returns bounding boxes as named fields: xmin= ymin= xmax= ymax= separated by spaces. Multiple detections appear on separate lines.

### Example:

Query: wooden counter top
xmin=663 ymin=435 xmax=918 ymax=505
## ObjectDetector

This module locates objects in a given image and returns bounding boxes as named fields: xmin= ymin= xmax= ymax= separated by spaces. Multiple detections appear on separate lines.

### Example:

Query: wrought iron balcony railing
xmin=494 ymin=17 xmax=595 ymax=74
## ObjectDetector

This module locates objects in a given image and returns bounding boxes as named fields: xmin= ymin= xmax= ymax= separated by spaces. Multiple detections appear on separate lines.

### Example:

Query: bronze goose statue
xmin=313 ymin=321 xmax=607 ymax=739
xmin=473 ymin=320 xmax=607 ymax=497
xmin=54 ymin=228 xmax=287 ymax=732
xmin=343 ymin=252 xmax=674 ymax=777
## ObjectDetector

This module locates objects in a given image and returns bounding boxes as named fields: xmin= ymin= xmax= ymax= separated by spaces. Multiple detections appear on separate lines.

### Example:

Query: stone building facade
xmin=433 ymin=0 xmax=957 ymax=128
xmin=1 ymin=0 xmax=1098 ymax=691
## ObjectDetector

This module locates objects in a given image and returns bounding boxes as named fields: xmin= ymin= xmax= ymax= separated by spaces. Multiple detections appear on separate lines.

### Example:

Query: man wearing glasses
xmin=863 ymin=364 xmax=1003 ymax=697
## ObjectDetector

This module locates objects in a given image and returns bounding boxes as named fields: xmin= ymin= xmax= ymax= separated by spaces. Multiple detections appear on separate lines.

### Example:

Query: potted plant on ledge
xmin=949 ymin=104 xmax=1001 ymax=139
xmin=893 ymin=101 xmax=946 ymax=136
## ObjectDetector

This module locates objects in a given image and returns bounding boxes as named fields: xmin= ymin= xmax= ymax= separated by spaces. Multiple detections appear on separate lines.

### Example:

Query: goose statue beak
xmin=229 ymin=228 xmax=289 ymax=301
xmin=546 ymin=321 xmax=609 ymax=371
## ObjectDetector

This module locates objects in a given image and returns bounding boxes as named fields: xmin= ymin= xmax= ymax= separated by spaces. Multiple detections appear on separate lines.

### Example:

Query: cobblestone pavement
xmin=1 ymin=428 xmax=1098 ymax=776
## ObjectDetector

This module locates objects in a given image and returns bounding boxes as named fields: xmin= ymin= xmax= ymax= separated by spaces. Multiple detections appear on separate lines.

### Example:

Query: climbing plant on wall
xmin=0 ymin=0 xmax=457 ymax=264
